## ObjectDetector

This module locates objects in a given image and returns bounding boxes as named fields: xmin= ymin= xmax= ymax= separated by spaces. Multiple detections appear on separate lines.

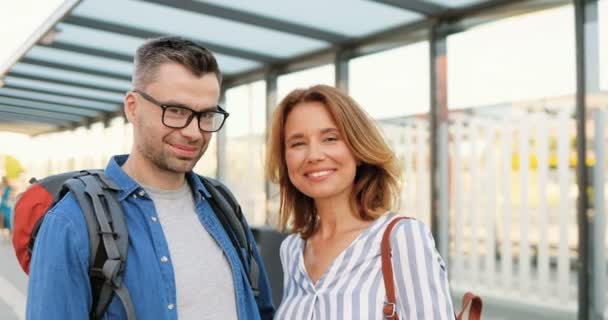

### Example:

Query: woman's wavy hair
xmin=265 ymin=85 xmax=401 ymax=239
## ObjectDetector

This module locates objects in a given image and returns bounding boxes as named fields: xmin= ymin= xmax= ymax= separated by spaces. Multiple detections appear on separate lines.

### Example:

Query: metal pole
xmin=430 ymin=22 xmax=449 ymax=257
xmin=265 ymin=69 xmax=279 ymax=225
xmin=216 ymin=89 xmax=227 ymax=180
xmin=574 ymin=0 xmax=596 ymax=318
xmin=335 ymin=49 xmax=350 ymax=93
xmin=593 ymin=109 xmax=606 ymax=320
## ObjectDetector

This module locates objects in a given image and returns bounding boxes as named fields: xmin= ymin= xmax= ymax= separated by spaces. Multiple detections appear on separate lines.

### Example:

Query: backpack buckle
xmin=102 ymin=259 xmax=124 ymax=288
xmin=383 ymin=302 xmax=396 ymax=319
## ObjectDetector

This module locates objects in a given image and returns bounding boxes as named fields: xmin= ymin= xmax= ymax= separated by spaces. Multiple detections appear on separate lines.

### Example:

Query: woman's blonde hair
xmin=265 ymin=85 xmax=401 ymax=239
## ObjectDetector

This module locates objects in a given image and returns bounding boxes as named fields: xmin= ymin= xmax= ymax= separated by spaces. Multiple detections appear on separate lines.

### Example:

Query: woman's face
xmin=283 ymin=101 xmax=358 ymax=203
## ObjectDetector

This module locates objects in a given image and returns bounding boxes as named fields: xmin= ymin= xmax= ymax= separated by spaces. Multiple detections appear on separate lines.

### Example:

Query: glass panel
xmin=349 ymin=42 xmax=430 ymax=119
xmin=349 ymin=42 xmax=431 ymax=226
xmin=4 ymin=77 xmax=125 ymax=102
xmin=26 ymin=46 xmax=133 ymax=76
xmin=224 ymin=80 xmax=267 ymax=226
xmin=55 ymin=23 xmax=261 ymax=75
xmin=0 ymin=87 xmax=118 ymax=111
xmin=11 ymin=63 xmax=131 ymax=91
xmin=277 ymin=64 xmax=335 ymax=101
xmin=446 ymin=5 xmax=578 ymax=316
xmin=72 ymin=0 xmax=328 ymax=59
xmin=197 ymin=0 xmax=422 ymax=37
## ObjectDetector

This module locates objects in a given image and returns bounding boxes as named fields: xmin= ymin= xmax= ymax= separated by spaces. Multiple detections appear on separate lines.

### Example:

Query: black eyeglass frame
xmin=132 ymin=89 xmax=229 ymax=132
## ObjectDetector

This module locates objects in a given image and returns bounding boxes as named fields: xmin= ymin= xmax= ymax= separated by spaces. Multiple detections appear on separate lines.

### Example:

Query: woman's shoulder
xmin=384 ymin=213 xmax=433 ymax=242
xmin=279 ymin=233 xmax=303 ymax=255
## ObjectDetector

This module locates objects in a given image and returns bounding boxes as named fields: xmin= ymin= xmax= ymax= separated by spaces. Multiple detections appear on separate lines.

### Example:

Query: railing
xmin=381 ymin=109 xmax=608 ymax=317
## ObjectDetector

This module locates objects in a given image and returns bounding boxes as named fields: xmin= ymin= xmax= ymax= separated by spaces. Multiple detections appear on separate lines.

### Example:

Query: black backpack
xmin=14 ymin=170 xmax=259 ymax=320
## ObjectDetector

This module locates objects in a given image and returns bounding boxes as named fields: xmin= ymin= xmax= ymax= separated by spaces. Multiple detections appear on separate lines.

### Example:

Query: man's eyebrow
xmin=161 ymin=100 xmax=218 ymax=112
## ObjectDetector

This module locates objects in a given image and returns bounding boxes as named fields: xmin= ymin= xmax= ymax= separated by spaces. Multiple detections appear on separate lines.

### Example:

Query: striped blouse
xmin=275 ymin=213 xmax=454 ymax=320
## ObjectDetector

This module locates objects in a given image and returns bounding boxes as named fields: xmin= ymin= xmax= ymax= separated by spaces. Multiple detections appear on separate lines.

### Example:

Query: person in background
xmin=0 ymin=176 xmax=13 ymax=238
xmin=266 ymin=85 xmax=454 ymax=319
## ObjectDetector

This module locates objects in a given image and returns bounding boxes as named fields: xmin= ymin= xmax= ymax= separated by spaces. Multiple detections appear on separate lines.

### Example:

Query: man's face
xmin=127 ymin=63 xmax=220 ymax=174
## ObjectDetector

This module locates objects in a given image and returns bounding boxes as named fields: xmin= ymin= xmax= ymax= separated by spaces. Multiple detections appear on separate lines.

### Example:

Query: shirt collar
xmin=105 ymin=154 xmax=212 ymax=201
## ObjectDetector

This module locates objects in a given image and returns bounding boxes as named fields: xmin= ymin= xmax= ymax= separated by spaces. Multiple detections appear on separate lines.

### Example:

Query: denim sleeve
xmin=245 ymin=226 xmax=275 ymax=320
xmin=26 ymin=201 xmax=91 ymax=320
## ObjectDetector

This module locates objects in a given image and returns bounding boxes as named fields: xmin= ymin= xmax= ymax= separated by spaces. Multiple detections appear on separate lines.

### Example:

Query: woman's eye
xmin=324 ymin=136 xmax=338 ymax=142
xmin=290 ymin=141 xmax=304 ymax=147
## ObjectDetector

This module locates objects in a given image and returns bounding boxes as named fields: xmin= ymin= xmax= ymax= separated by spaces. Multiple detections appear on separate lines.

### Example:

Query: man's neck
xmin=122 ymin=152 xmax=186 ymax=190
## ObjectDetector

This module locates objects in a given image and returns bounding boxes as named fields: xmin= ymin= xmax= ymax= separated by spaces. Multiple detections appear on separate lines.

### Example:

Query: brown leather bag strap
xmin=381 ymin=216 xmax=411 ymax=320
xmin=381 ymin=217 xmax=483 ymax=320
xmin=456 ymin=291 xmax=482 ymax=320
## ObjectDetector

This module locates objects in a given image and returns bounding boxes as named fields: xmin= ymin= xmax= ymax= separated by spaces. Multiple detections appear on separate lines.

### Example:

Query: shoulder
xmin=387 ymin=215 xmax=435 ymax=248
xmin=42 ymin=193 xmax=89 ymax=243
xmin=279 ymin=233 xmax=302 ymax=257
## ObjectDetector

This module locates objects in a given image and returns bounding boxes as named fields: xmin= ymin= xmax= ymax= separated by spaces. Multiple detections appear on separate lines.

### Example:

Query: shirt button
xmin=160 ymin=256 xmax=169 ymax=263
xmin=151 ymin=216 xmax=158 ymax=222
xmin=138 ymin=189 xmax=145 ymax=197
xmin=167 ymin=304 xmax=174 ymax=310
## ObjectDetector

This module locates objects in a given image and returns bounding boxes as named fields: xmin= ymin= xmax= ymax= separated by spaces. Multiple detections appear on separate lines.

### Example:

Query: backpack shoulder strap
xmin=64 ymin=171 xmax=136 ymax=320
xmin=198 ymin=176 xmax=260 ymax=298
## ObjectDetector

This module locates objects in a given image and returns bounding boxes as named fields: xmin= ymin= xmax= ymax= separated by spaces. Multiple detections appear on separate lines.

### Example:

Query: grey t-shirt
xmin=143 ymin=182 xmax=238 ymax=320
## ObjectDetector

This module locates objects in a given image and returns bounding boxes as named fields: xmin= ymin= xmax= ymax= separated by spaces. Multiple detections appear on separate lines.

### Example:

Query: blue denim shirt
xmin=26 ymin=155 xmax=274 ymax=319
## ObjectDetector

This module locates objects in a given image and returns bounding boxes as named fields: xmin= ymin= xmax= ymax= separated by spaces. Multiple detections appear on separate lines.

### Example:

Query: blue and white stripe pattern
xmin=275 ymin=213 xmax=454 ymax=320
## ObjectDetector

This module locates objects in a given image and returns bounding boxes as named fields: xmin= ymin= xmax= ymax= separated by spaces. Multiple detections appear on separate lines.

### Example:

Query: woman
xmin=266 ymin=85 xmax=454 ymax=319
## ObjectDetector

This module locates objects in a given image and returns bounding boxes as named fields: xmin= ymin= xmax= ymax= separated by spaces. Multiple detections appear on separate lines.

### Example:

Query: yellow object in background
xmin=3 ymin=155 xmax=24 ymax=180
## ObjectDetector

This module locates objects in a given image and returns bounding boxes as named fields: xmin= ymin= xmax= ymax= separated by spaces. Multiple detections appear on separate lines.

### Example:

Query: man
xmin=26 ymin=37 xmax=274 ymax=320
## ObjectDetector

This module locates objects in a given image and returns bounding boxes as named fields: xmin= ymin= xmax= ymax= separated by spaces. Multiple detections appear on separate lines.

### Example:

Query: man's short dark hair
xmin=133 ymin=36 xmax=222 ymax=89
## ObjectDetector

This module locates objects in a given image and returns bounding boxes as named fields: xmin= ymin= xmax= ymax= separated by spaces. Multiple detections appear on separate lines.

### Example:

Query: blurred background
xmin=0 ymin=0 xmax=606 ymax=319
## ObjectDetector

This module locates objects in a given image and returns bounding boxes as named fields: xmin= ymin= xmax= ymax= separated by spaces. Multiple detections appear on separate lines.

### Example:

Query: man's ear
xmin=124 ymin=91 xmax=137 ymax=123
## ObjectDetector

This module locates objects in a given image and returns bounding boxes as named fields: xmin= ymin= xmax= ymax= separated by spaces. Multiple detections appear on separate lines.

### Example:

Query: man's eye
xmin=166 ymin=107 xmax=188 ymax=116
xmin=201 ymin=112 xmax=215 ymax=119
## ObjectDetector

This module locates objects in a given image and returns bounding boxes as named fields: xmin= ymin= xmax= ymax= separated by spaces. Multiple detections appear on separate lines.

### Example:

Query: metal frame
xmin=574 ymin=1 xmax=599 ymax=319
xmin=3 ymin=84 xmax=123 ymax=106
xmin=142 ymin=0 xmax=348 ymax=43
xmin=0 ymin=96 xmax=100 ymax=117
xmin=63 ymin=16 xmax=278 ymax=63
xmin=20 ymin=57 xmax=132 ymax=81
xmin=429 ymin=22 xmax=449 ymax=258
xmin=0 ymin=104 xmax=83 ymax=122
xmin=8 ymin=71 xmax=127 ymax=94
xmin=370 ymin=0 xmax=447 ymax=16
xmin=44 ymin=42 xmax=134 ymax=62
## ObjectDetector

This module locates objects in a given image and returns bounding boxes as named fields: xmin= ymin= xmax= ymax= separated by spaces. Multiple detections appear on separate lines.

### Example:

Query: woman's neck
xmin=314 ymin=199 xmax=364 ymax=240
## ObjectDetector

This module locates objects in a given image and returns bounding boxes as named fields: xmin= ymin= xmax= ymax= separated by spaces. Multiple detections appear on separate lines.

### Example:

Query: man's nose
xmin=180 ymin=116 xmax=202 ymax=138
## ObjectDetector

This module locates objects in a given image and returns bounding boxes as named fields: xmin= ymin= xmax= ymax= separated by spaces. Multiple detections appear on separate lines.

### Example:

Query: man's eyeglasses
xmin=132 ymin=89 xmax=229 ymax=132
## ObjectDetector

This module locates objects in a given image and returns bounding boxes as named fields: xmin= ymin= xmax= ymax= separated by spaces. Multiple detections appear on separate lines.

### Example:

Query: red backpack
xmin=13 ymin=170 xmax=136 ymax=320
xmin=13 ymin=169 xmax=260 ymax=320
